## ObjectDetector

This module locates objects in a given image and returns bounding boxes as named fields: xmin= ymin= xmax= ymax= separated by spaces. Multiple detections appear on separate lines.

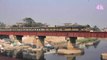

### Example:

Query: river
xmin=45 ymin=39 xmax=107 ymax=60
xmin=0 ymin=39 xmax=107 ymax=60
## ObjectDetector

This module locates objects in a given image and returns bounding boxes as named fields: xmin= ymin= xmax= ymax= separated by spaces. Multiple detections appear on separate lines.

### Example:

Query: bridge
xmin=0 ymin=31 xmax=107 ymax=38
xmin=0 ymin=27 xmax=107 ymax=38
xmin=0 ymin=27 xmax=107 ymax=49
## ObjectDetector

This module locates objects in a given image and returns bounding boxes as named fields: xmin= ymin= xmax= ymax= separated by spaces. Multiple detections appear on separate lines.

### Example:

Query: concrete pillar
xmin=22 ymin=35 xmax=46 ymax=48
xmin=16 ymin=35 xmax=23 ymax=42
xmin=67 ymin=37 xmax=77 ymax=50
xmin=22 ymin=35 xmax=36 ymax=45
xmin=9 ymin=35 xmax=23 ymax=43
xmin=9 ymin=35 xmax=17 ymax=42
xmin=21 ymin=35 xmax=47 ymax=48
xmin=37 ymin=36 xmax=46 ymax=48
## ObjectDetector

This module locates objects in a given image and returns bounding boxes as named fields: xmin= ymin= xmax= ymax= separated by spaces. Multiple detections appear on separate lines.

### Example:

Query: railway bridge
xmin=0 ymin=27 xmax=107 ymax=49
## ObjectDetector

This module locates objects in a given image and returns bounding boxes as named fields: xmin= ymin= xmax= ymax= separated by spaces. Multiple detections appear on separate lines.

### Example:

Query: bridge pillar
xmin=16 ymin=35 xmax=23 ymax=42
xmin=22 ymin=35 xmax=36 ymax=45
xmin=0 ymin=35 xmax=9 ymax=39
xmin=37 ymin=36 xmax=46 ymax=48
xmin=22 ymin=35 xmax=46 ymax=48
xmin=9 ymin=35 xmax=17 ymax=41
xmin=67 ymin=37 xmax=77 ymax=50
xmin=9 ymin=35 xmax=23 ymax=42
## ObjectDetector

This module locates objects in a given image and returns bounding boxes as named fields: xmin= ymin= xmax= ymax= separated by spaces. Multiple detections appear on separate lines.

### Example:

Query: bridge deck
xmin=0 ymin=31 xmax=107 ymax=38
xmin=0 ymin=27 xmax=106 ymax=38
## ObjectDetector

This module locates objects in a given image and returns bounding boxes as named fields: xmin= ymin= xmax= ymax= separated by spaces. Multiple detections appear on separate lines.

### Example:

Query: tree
xmin=22 ymin=17 xmax=47 ymax=27
xmin=85 ymin=24 xmax=91 ymax=28
xmin=23 ymin=17 xmax=36 ymax=27
xmin=0 ymin=22 xmax=6 ymax=27
xmin=92 ymin=25 xmax=100 ymax=32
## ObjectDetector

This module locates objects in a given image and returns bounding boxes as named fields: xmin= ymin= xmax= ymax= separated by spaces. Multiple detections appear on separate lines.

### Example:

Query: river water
xmin=45 ymin=39 xmax=107 ymax=60
xmin=1 ymin=39 xmax=107 ymax=60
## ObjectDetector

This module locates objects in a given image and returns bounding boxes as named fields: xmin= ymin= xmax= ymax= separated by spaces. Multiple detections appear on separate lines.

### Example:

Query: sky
xmin=0 ymin=0 xmax=107 ymax=28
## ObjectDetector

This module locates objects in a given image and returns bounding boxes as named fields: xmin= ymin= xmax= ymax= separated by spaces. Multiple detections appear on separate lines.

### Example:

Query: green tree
xmin=23 ymin=17 xmax=36 ymax=27
xmin=22 ymin=17 xmax=47 ymax=27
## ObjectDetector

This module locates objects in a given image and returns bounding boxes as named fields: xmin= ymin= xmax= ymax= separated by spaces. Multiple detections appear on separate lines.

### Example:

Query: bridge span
xmin=0 ymin=27 xmax=107 ymax=49
xmin=0 ymin=27 xmax=107 ymax=38
xmin=0 ymin=31 xmax=107 ymax=38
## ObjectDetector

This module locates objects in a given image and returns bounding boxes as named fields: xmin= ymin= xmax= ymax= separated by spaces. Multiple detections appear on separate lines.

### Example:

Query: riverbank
xmin=77 ymin=38 xmax=97 ymax=44
xmin=76 ymin=38 xmax=100 ymax=48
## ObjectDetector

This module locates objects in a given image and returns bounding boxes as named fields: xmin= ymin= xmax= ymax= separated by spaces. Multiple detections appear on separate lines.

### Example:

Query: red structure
xmin=0 ymin=31 xmax=107 ymax=38
xmin=0 ymin=29 xmax=106 ymax=55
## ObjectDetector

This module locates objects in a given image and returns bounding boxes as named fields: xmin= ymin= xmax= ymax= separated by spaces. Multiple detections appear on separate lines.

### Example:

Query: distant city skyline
xmin=0 ymin=0 xmax=107 ymax=28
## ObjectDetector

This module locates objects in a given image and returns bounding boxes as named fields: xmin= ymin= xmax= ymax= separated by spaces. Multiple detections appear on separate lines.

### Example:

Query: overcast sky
xmin=0 ymin=0 xmax=107 ymax=28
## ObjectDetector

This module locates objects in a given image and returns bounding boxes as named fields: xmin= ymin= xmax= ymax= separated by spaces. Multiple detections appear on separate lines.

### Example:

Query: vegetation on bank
xmin=77 ymin=38 xmax=97 ymax=44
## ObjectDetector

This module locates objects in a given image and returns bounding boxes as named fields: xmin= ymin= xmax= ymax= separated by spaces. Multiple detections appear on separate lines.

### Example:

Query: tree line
xmin=0 ymin=17 xmax=48 ymax=27
xmin=0 ymin=17 xmax=100 ymax=32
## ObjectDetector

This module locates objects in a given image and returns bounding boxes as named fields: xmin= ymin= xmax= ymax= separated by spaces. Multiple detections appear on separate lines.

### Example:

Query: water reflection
xmin=4 ymin=40 xmax=103 ymax=60
xmin=57 ymin=40 xmax=100 ymax=60
xmin=38 ymin=54 xmax=46 ymax=60
xmin=64 ymin=51 xmax=84 ymax=60
xmin=76 ymin=40 xmax=107 ymax=60
xmin=78 ymin=40 xmax=101 ymax=49
xmin=45 ymin=40 xmax=107 ymax=60
xmin=93 ymin=40 xmax=100 ymax=48
xmin=85 ymin=40 xmax=100 ymax=48
xmin=66 ymin=56 xmax=76 ymax=60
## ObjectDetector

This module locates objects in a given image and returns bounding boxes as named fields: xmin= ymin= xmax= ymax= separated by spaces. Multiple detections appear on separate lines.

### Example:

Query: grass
xmin=77 ymin=38 xmax=97 ymax=43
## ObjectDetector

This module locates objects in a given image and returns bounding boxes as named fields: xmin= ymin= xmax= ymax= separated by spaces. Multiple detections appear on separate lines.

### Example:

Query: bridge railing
xmin=0 ymin=27 xmax=89 ymax=32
